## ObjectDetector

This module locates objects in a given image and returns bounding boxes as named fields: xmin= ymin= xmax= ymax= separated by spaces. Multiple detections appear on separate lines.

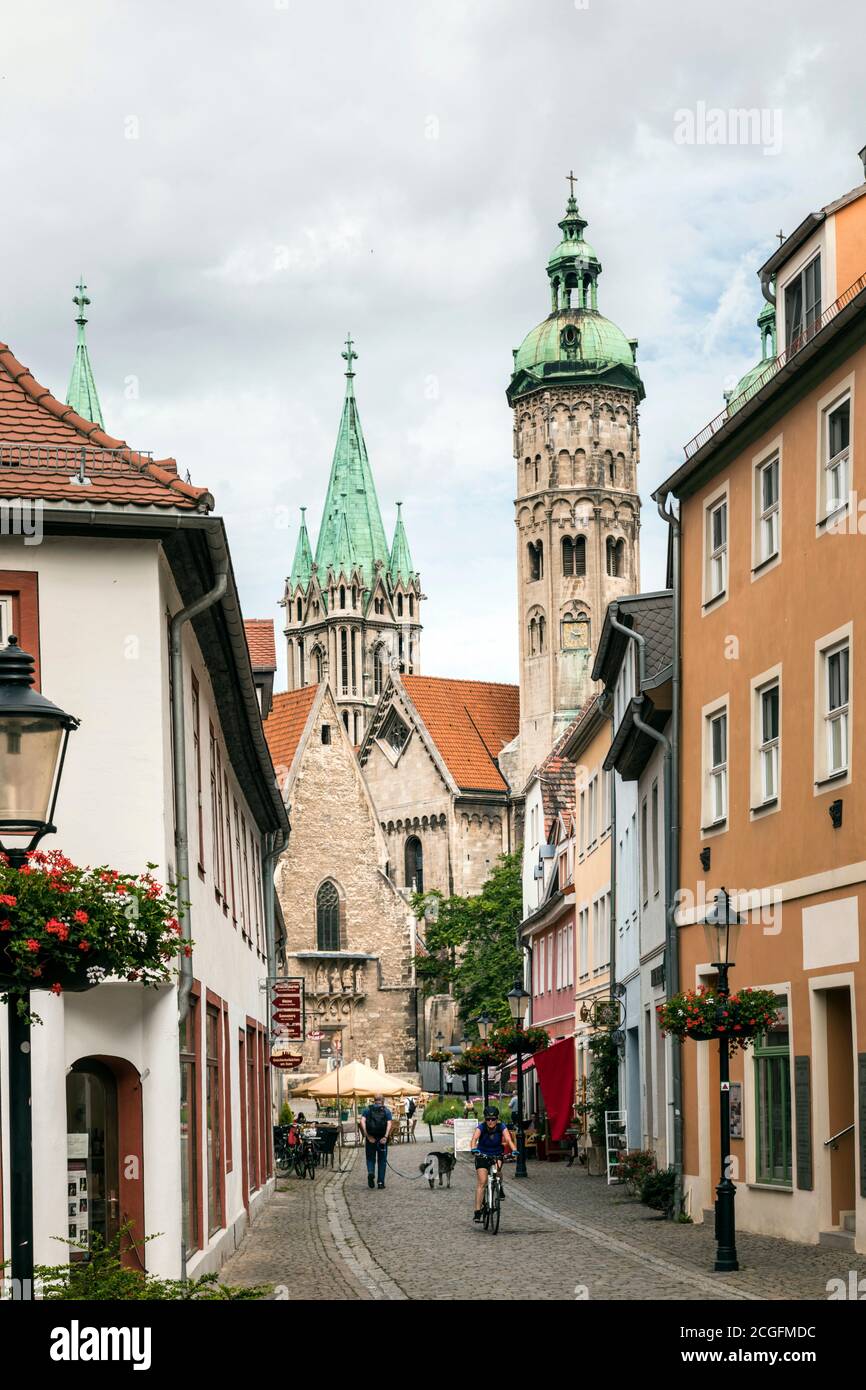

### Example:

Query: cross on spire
xmin=776 ymin=229 xmax=786 ymax=246
xmin=73 ymin=276 xmax=91 ymax=324
xmin=342 ymin=333 xmax=358 ymax=376
xmin=566 ymin=170 xmax=578 ymax=199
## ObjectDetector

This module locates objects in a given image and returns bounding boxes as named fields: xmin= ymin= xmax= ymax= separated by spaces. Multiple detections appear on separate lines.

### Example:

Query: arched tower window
xmin=296 ymin=596 xmax=302 ymax=621
xmin=538 ymin=615 xmax=546 ymax=652
xmin=404 ymin=836 xmax=423 ymax=893
xmin=340 ymin=628 xmax=349 ymax=693
xmin=561 ymin=536 xmax=586 ymax=576
xmin=339 ymin=584 xmax=346 ymax=608
xmin=606 ymin=537 xmax=626 ymax=578
xmin=527 ymin=540 xmax=543 ymax=581
xmin=397 ymin=593 xmax=404 ymax=617
xmin=316 ymin=880 xmax=341 ymax=951
xmin=409 ymin=594 xmax=414 ymax=616
xmin=313 ymin=646 xmax=324 ymax=682
xmin=342 ymin=710 xmax=349 ymax=734
xmin=351 ymin=585 xmax=357 ymax=607
xmin=374 ymin=645 xmax=385 ymax=696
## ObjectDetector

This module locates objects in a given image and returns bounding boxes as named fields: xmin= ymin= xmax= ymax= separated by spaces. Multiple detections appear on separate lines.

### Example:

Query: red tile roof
xmin=263 ymin=686 xmax=318 ymax=778
xmin=537 ymin=718 xmax=581 ymax=835
xmin=244 ymin=618 xmax=277 ymax=671
xmin=402 ymin=675 xmax=519 ymax=793
xmin=0 ymin=342 xmax=213 ymax=511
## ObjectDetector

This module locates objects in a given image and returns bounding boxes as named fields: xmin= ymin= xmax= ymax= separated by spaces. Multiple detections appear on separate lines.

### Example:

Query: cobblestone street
xmin=220 ymin=1140 xmax=866 ymax=1301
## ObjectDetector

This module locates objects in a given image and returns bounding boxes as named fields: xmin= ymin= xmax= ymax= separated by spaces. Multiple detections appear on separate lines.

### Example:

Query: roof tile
xmin=402 ymin=675 xmax=519 ymax=792
xmin=264 ymin=686 xmax=318 ymax=777
xmin=244 ymin=618 xmax=277 ymax=671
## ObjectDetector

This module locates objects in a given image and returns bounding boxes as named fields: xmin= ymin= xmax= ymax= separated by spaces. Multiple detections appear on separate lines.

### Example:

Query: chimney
xmin=860 ymin=144 xmax=866 ymax=180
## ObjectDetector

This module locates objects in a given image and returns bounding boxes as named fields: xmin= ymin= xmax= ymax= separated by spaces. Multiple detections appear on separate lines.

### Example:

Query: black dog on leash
xmin=420 ymin=1151 xmax=457 ymax=1188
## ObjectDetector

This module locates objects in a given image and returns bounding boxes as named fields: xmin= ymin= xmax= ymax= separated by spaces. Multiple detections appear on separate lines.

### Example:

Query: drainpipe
xmin=170 ymin=554 xmax=228 ymax=1281
xmin=654 ymin=490 xmax=684 ymax=1215
xmin=262 ymin=827 xmax=288 ymax=1131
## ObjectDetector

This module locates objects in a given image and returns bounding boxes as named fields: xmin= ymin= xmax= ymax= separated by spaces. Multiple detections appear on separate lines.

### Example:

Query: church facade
xmin=509 ymin=185 xmax=644 ymax=786
xmin=281 ymin=338 xmax=422 ymax=748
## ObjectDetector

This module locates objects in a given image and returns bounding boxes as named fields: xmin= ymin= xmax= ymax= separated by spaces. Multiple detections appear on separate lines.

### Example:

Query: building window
xmin=825 ymin=641 xmax=850 ymax=776
xmin=351 ymin=628 xmax=357 ymax=694
xmin=784 ymin=255 xmax=821 ymax=349
xmin=606 ymin=537 xmax=625 ymax=577
xmin=561 ymin=535 xmax=586 ymax=576
xmin=313 ymin=646 xmax=324 ymax=682
xmin=706 ymin=498 xmax=727 ymax=601
xmin=640 ymin=797 xmax=649 ymax=905
xmin=191 ymin=674 xmax=205 ymax=875
xmin=397 ymin=594 xmax=404 ymax=617
xmin=342 ymin=711 xmax=349 ymax=734
xmin=381 ymin=709 xmax=410 ymax=756
xmin=755 ymin=453 xmax=779 ymax=565
xmin=206 ymin=1003 xmax=223 ymax=1236
xmin=316 ymin=880 xmax=341 ymax=951
xmin=409 ymin=594 xmax=415 ymax=617
xmin=754 ymin=997 xmax=792 ymax=1185
xmin=527 ymin=540 xmax=543 ymax=581
xmin=705 ymin=708 xmax=728 ymax=826
xmin=179 ymin=996 xmax=200 ymax=1253
xmin=340 ymin=628 xmax=348 ymax=694
xmin=339 ymin=585 xmax=346 ymax=609
xmin=405 ymin=836 xmax=423 ymax=893
xmin=321 ymin=723 xmax=331 ymax=745
xmin=296 ymin=596 xmax=302 ymax=622
xmin=822 ymin=395 xmax=850 ymax=521
xmin=651 ymin=780 xmax=659 ymax=895
xmin=757 ymin=680 xmax=780 ymax=804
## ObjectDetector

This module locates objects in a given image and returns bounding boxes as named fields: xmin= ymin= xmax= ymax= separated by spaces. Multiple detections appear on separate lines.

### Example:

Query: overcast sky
xmin=3 ymin=0 xmax=863 ymax=687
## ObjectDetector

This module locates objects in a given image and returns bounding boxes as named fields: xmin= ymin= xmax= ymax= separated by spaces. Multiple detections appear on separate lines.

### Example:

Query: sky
xmin=2 ymin=0 xmax=864 ymax=688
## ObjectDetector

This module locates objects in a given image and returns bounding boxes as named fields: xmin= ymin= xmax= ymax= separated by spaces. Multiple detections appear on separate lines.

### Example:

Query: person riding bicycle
xmin=471 ymin=1105 xmax=515 ymax=1223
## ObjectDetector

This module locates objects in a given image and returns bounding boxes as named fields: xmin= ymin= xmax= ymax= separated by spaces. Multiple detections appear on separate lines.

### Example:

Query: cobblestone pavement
xmin=220 ymin=1142 xmax=866 ymax=1301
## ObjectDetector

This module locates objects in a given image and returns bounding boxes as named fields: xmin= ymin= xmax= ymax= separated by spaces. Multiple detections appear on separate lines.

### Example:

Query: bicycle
xmin=471 ymin=1151 xmax=515 ymax=1234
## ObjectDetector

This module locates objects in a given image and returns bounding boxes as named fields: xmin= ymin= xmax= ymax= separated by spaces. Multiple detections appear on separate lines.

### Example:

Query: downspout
xmin=654 ymin=489 xmax=684 ymax=1215
xmin=170 ymin=555 xmax=228 ymax=1281
xmin=262 ymin=827 xmax=288 ymax=1132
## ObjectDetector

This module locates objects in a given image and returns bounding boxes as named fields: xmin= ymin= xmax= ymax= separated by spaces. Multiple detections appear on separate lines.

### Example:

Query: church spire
xmin=289 ymin=507 xmax=314 ymax=589
xmin=388 ymin=501 xmax=415 ymax=586
xmin=314 ymin=337 xmax=390 ymax=586
xmin=65 ymin=277 xmax=104 ymax=429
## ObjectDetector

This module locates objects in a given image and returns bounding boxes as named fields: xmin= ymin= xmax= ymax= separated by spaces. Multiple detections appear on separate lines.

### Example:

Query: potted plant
xmin=490 ymin=1023 xmax=551 ymax=1055
xmin=0 ymin=849 xmax=188 ymax=1023
xmin=657 ymin=987 xmax=780 ymax=1054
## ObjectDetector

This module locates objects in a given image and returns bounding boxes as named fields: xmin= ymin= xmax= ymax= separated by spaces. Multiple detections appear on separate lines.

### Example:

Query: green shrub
xmin=36 ymin=1224 xmax=271 ymax=1301
xmin=616 ymin=1148 xmax=657 ymax=1196
xmin=640 ymin=1166 xmax=677 ymax=1217
xmin=279 ymin=1101 xmax=294 ymax=1126
xmin=422 ymin=1097 xmax=467 ymax=1125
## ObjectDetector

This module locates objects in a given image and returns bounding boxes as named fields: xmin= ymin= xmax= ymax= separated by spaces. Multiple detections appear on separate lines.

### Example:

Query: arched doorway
xmin=65 ymin=1056 xmax=144 ymax=1267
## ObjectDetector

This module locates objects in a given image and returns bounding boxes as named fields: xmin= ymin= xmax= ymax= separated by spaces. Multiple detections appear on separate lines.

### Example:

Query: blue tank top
xmin=477 ymin=1121 xmax=506 ymax=1155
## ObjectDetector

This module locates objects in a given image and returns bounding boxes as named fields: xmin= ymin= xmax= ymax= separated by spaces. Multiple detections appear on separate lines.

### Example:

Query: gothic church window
xmin=404 ymin=836 xmax=423 ymax=893
xmin=340 ymin=628 xmax=349 ymax=694
xmin=409 ymin=594 xmax=414 ymax=616
xmin=296 ymin=596 xmax=302 ymax=621
xmin=606 ymin=537 xmax=626 ymax=578
xmin=313 ymin=646 xmax=324 ymax=682
xmin=561 ymin=536 xmax=586 ymax=577
xmin=374 ymin=645 xmax=385 ymax=696
xmin=397 ymin=594 xmax=404 ymax=617
xmin=381 ymin=709 xmax=410 ymax=756
xmin=316 ymin=880 xmax=341 ymax=952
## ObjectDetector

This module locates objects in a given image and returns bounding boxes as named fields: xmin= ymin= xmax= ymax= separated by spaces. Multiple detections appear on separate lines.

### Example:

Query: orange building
xmin=658 ymin=165 xmax=866 ymax=1251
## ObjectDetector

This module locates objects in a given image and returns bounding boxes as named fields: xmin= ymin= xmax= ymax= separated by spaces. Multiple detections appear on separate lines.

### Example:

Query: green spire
xmin=66 ymin=277 xmax=104 ymax=429
xmin=289 ymin=507 xmax=314 ymax=589
xmin=314 ymin=337 xmax=390 ymax=585
xmin=388 ymin=502 xmax=415 ymax=586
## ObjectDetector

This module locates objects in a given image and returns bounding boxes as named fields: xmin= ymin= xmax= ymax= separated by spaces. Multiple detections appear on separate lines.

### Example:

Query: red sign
xmin=273 ymin=982 xmax=301 ymax=996
xmin=271 ymin=1054 xmax=303 ymax=1070
xmin=273 ymin=1010 xmax=301 ymax=1023
xmin=307 ymin=1030 xmax=324 ymax=1040
xmin=270 ymin=977 xmax=305 ymax=1042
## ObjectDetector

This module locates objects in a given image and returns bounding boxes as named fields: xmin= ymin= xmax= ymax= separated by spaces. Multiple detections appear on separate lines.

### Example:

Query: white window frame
xmin=750 ymin=665 xmax=781 ymax=817
xmin=816 ymin=373 xmax=854 ymax=531
xmin=651 ymin=780 xmax=660 ymax=896
xmin=0 ymin=595 xmax=13 ymax=645
xmin=813 ymin=623 xmax=852 ymax=791
xmin=751 ymin=437 xmax=782 ymax=576
xmin=579 ymin=906 xmax=589 ymax=981
xmin=701 ymin=694 xmax=729 ymax=833
xmin=702 ymin=480 xmax=730 ymax=610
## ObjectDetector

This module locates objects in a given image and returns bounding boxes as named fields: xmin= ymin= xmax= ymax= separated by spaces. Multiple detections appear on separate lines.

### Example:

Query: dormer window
xmin=784 ymin=254 xmax=821 ymax=350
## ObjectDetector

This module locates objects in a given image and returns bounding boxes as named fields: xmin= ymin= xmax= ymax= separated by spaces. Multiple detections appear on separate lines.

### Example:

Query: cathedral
xmin=508 ymin=180 xmax=644 ymax=786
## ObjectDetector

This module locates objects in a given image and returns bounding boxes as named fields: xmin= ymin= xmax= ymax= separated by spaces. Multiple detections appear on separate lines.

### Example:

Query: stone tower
xmin=508 ymin=181 xmax=644 ymax=784
xmin=282 ymin=337 xmax=422 ymax=746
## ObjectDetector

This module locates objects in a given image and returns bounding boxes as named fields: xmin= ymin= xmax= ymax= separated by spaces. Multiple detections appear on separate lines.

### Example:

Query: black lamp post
xmin=435 ymin=1029 xmax=445 ymax=1101
xmin=507 ymin=981 xmax=530 ymax=1179
xmin=0 ymin=636 xmax=79 ymax=1288
xmin=476 ymin=1011 xmax=492 ymax=1108
xmin=460 ymin=1033 xmax=471 ymax=1106
xmin=704 ymin=887 xmax=743 ymax=1274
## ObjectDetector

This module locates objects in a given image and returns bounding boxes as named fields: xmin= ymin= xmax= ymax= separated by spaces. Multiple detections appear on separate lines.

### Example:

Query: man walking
xmin=359 ymin=1093 xmax=393 ymax=1189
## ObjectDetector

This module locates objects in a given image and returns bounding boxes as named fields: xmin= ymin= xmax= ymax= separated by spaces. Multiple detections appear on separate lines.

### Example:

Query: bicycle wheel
xmin=306 ymin=1151 xmax=317 ymax=1179
xmin=293 ymin=1150 xmax=306 ymax=1179
xmin=275 ymin=1149 xmax=291 ymax=1178
xmin=489 ymin=1182 xmax=501 ymax=1234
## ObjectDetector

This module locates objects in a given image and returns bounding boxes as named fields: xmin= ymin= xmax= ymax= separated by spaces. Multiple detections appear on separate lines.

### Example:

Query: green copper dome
xmin=726 ymin=299 xmax=778 ymax=415
xmin=508 ymin=182 xmax=644 ymax=403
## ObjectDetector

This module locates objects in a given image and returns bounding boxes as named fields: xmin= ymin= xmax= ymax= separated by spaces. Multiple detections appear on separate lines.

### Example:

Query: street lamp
xmin=435 ymin=1029 xmax=445 ymax=1101
xmin=507 ymin=981 xmax=531 ymax=1180
xmin=476 ymin=1011 xmax=493 ymax=1107
xmin=703 ymin=887 xmax=744 ymax=1274
xmin=0 ymin=636 xmax=79 ymax=1289
xmin=460 ymin=1033 xmax=471 ymax=1107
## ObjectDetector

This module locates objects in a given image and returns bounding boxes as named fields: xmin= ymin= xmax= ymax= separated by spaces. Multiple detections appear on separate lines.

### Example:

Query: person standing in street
xmin=359 ymin=1093 xmax=393 ymax=1189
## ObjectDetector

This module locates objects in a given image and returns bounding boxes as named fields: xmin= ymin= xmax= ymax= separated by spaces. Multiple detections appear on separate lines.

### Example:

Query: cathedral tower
xmin=509 ymin=179 xmax=644 ymax=783
xmin=282 ymin=338 xmax=422 ymax=745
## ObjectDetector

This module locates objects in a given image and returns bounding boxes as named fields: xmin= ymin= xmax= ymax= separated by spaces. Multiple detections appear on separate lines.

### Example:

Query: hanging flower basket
xmin=490 ymin=1023 xmax=551 ymax=1056
xmin=462 ymin=1042 xmax=507 ymax=1070
xmin=427 ymin=1048 xmax=452 ymax=1065
xmin=0 ymin=850 xmax=189 ymax=1024
xmin=657 ymin=987 xmax=781 ymax=1054
xmin=448 ymin=1054 xmax=476 ymax=1077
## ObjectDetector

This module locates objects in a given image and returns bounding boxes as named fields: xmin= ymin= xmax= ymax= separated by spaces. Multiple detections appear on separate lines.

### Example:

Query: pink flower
xmin=0 ymin=894 xmax=17 ymax=907
xmin=25 ymin=939 xmax=40 ymax=952
xmin=77 ymin=940 xmax=91 ymax=952
xmin=50 ymin=982 xmax=62 ymax=995
xmin=73 ymin=910 xmax=89 ymax=925
xmin=0 ymin=918 xmax=10 ymax=931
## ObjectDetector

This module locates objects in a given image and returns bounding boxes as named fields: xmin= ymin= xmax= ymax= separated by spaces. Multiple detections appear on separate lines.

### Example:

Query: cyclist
xmin=471 ymin=1105 xmax=515 ymax=1223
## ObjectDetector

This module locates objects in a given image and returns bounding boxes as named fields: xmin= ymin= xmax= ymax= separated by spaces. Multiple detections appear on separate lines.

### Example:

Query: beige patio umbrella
xmin=290 ymin=1059 xmax=420 ymax=1100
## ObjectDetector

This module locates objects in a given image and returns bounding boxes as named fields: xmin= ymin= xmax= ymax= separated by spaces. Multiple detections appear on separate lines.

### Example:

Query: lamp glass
xmin=507 ymin=983 xmax=529 ymax=1025
xmin=476 ymin=1013 xmax=491 ymax=1041
xmin=702 ymin=891 xmax=742 ymax=968
xmin=0 ymin=715 xmax=65 ymax=825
